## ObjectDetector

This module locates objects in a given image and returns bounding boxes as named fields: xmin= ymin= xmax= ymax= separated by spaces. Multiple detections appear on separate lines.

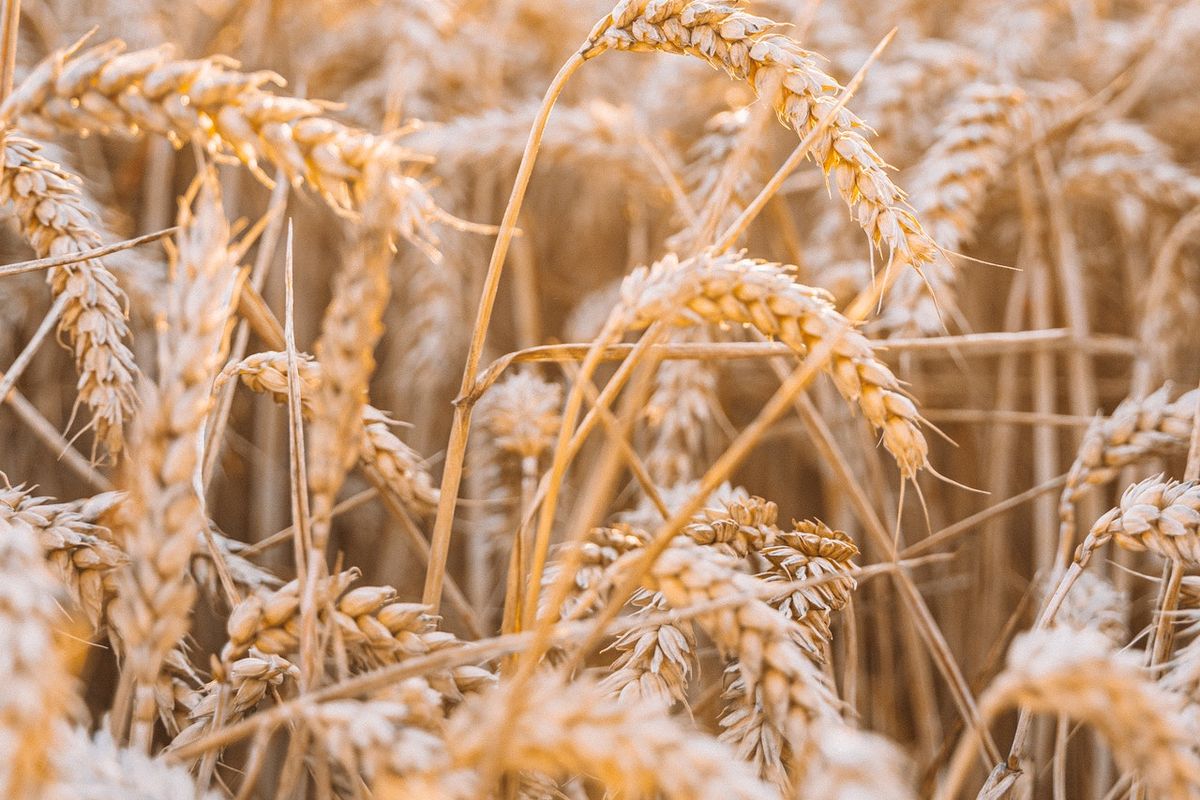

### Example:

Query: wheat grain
xmin=169 ymin=650 xmax=298 ymax=751
xmin=860 ymin=38 xmax=983 ymax=156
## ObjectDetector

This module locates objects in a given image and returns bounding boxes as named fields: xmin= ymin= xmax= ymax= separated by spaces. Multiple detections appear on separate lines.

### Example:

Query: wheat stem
xmin=423 ymin=53 xmax=585 ymax=613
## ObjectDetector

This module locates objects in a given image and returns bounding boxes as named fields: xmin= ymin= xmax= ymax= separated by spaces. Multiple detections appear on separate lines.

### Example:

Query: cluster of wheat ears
xmin=2 ymin=0 xmax=1200 ymax=797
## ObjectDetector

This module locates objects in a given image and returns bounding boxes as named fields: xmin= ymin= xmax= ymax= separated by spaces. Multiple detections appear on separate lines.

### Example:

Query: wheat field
xmin=0 ymin=0 xmax=1198 ymax=797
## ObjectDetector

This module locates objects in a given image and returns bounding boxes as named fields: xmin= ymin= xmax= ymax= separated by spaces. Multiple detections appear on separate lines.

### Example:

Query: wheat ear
xmin=0 ymin=486 xmax=124 ymax=631
xmin=0 ymin=501 xmax=77 ymax=798
xmin=797 ymin=724 xmax=917 ymax=800
xmin=641 ymin=539 xmax=843 ymax=781
xmin=1 ymin=40 xmax=460 ymax=255
xmin=298 ymin=680 xmax=450 ymax=786
xmin=221 ymin=350 xmax=439 ymax=515
xmin=584 ymin=0 xmax=936 ymax=269
xmin=49 ymin=727 xmax=218 ymax=800
xmin=1083 ymin=476 xmax=1200 ymax=564
xmin=619 ymin=252 xmax=929 ymax=476
xmin=943 ymin=628 xmax=1200 ymax=800
xmin=1047 ymin=570 xmax=1128 ymax=646
xmin=307 ymin=166 xmax=398 ymax=547
xmin=0 ymin=136 xmax=138 ymax=457
xmin=881 ymin=82 xmax=1027 ymax=336
xmin=1059 ymin=384 xmax=1198 ymax=549
xmin=1063 ymin=120 xmax=1200 ymax=210
xmin=600 ymin=590 xmax=699 ymax=708
xmin=220 ymin=570 xmax=493 ymax=692
xmin=388 ymin=674 xmax=778 ymax=800
xmin=108 ymin=172 xmax=245 ymax=750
